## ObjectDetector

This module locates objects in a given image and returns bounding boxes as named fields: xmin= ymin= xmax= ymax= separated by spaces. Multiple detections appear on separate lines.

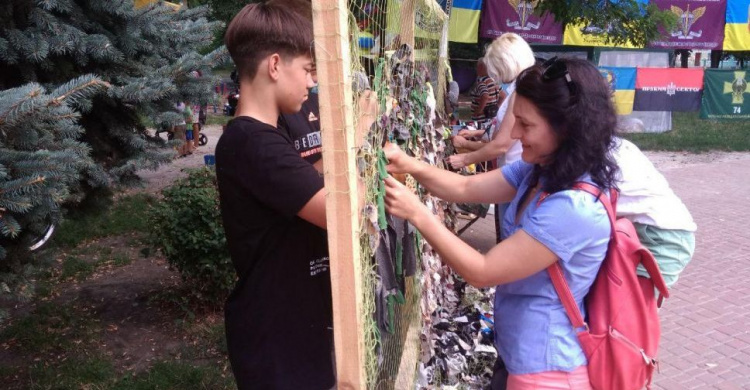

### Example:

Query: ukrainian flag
xmin=448 ymin=0 xmax=483 ymax=43
xmin=600 ymin=67 xmax=636 ymax=115
xmin=564 ymin=22 xmax=640 ymax=48
xmin=723 ymin=0 xmax=750 ymax=51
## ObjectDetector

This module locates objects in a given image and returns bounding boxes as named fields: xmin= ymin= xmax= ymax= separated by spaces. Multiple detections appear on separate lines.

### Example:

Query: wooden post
xmin=312 ymin=1 xmax=365 ymax=389
xmin=400 ymin=0 xmax=416 ymax=53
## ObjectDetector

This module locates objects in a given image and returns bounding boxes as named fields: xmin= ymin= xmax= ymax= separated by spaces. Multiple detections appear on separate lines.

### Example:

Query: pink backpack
xmin=544 ymin=182 xmax=670 ymax=390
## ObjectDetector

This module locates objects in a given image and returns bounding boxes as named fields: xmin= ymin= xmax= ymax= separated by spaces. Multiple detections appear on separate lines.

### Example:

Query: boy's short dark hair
xmin=266 ymin=0 xmax=312 ymax=21
xmin=224 ymin=2 xmax=313 ymax=82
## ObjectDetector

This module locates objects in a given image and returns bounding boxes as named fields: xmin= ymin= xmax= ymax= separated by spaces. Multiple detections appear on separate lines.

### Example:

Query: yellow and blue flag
xmin=600 ymin=67 xmax=636 ymax=115
xmin=723 ymin=0 xmax=750 ymax=50
xmin=564 ymin=0 xmax=646 ymax=47
xmin=448 ymin=0 xmax=483 ymax=43
xmin=563 ymin=22 xmax=641 ymax=48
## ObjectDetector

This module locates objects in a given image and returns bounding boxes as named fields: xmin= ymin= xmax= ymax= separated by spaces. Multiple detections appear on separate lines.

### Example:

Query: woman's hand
xmin=451 ymin=135 xmax=469 ymax=149
xmin=457 ymin=129 xmax=484 ymax=139
xmin=383 ymin=142 xmax=417 ymax=175
xmin=446 ymin=153 xmax=467 ymax=169
xmin=384 ymin=176 xmax=427 ymax=222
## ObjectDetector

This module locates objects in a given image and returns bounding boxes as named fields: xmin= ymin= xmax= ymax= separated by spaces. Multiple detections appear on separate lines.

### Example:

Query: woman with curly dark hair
xmin=382 ymin=57 xmax=618 ymax=389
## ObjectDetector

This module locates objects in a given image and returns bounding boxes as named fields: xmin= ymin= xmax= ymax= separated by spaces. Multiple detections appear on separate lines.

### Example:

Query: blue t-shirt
xmin=496 ymin=161 xmax=611 ymax=374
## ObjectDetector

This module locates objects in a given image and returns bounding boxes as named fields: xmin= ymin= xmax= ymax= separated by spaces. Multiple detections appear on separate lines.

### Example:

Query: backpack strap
xmin=548 ymin=262 xmax=589 ymax=332
xmin=543 ymin=183 xmax=612 ymax=334
xmin=571 ymin=183 xmax=669 ymax=300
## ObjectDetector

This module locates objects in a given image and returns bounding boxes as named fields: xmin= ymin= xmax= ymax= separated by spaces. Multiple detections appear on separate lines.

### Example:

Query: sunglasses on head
xmin=541 ymin=56 xmax=577 ymax=96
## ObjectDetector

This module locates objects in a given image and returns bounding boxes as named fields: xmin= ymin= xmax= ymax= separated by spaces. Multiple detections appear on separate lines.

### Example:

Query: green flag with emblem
xmin=700 ymin=69 xmax=750 ymax=120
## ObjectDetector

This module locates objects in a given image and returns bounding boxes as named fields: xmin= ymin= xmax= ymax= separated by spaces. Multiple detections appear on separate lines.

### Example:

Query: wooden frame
xmin=313 ymin=0 xmax=446 ymax=387
xmin=313 ymin=0 xmax=366 ymax=387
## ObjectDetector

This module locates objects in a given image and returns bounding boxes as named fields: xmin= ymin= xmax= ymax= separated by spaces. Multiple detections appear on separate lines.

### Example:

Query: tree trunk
xmin=679 ymin=50 xmax=690 ymax=68
xmin=710 ymin=50 xmax=723 ymax=68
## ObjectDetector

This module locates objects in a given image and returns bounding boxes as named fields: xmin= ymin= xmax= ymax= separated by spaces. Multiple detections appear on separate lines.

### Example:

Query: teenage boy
xmin=216 ymin=3 xmax=333 ymax=389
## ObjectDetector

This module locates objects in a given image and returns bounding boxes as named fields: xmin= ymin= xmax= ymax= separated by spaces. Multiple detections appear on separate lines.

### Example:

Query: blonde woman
xmin=449 ymin=33 xmax=536 ymax=246
xmin=449 ymin=33 xmax=535 ymax=169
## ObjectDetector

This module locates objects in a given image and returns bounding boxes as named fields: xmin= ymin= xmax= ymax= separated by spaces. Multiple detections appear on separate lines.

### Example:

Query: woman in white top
xmin=612 ymin=137 xmax=696 ymax=289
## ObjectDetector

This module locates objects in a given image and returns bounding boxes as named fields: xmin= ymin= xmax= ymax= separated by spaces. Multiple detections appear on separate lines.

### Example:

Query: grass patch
xmin=60 ymin=256 xmax=96 ymax=281
xmin=0 ymin=302 xmax=95 ymax=353
xmin=19 ymin=357 xmax=235 ymax=390
xmin=181 ymin=318 xmax=228 ymax=360
xmin=205 ymin=114 xmax=231 ymax=127
xmin=624 ymin=111 xmax=750 ymax=152
xmin=98 ymin=247 xmax=114 ymax=257
xmin=29 ymin=357 xmax=114 ymax=390
xmin=34 ymin=280 xmax=53 ymax=298
xmin=205 ymin=322 xmax=228 ymax=355
xmin=54 ymin=194 xmax=157 ymax=248
xmin=111 ymin=252 xmax=132 ymax=267
xmin=113 ymin=361 xmax=235 ymax=390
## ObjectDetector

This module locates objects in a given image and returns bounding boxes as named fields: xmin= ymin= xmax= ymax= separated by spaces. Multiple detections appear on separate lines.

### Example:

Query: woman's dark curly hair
xmin=515 ymin=57 xmax=619 ymax=193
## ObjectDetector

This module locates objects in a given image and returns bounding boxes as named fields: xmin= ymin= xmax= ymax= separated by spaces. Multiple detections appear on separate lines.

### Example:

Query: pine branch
xmin=51 ymin=76 xmax=110 ymax=107
xmin=0 ymin=84 xmax=45 ymax=128
xmin=0 ymin=214 xmax=22 ymax=239
xmin=0 ymin=176 xmax=46 ymax=196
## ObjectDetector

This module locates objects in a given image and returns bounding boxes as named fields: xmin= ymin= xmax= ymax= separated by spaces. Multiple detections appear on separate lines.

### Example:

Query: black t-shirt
xmin=215 ymin=116 xmax=333 ymax=390
xmin=279 ymin=93 xmax=322 ymax=164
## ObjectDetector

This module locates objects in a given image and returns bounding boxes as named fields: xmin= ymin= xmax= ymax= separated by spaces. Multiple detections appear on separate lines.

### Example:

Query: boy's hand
xmin=384 ymin=176 xmax=424 ymax=222
xmin=383 ymin=142 xmax=415 ymax=175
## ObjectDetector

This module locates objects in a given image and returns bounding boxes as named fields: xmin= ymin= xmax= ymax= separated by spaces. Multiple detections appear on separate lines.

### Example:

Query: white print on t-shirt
xmin=310 ymin=256 xmax=330 ymax=276
xmin=295 ymin=131 xmax=322 ymax=151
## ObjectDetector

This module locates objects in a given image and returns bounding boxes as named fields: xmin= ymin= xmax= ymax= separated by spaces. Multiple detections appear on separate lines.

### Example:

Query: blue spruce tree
xmin=0 ymin=0 xmax=226 ymax=262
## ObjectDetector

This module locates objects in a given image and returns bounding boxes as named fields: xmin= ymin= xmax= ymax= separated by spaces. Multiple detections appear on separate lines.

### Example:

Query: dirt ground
xmin=130 ymin=124 xmax=225 ymax=195
xmin=0 ymin=125 xmax=230 ymax=388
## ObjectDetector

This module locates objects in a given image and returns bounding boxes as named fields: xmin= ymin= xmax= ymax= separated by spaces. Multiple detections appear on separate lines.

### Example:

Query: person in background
xmin=469 ymin=57 xmax=503 ymax=122
xmin=190 ymin=102 xmax=201 ymax=149
xmin=448 ymin=33 xmax=535 ymax=244
xmin=173 ymin=102 xmax=190 ymax=157
xmin=279 ymin=66 xmax=323 ymax=172
xmin=611 ymin=137 xmax=696 ymax=292
xmin=188 ymin=70 xmax=203 ymax=149
xmin=184 ymin=104 xmax=195 ymax=154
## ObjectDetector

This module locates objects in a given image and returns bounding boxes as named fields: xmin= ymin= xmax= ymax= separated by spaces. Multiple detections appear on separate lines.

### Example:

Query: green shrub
xmin=148 ymin=168 xmax=234 ymax=303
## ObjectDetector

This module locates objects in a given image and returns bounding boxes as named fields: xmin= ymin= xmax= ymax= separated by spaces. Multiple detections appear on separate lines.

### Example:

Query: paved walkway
xmin=458 ymin=153 xmax=750 ymax=389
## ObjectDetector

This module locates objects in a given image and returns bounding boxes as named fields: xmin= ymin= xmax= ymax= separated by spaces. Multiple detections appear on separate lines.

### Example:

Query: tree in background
xmin=0 ymin=0 xmax=226 ymax=263
xmin=538 ymin=0 xmax=677 ymax=48
xmin=189 ymin=0 xmax=260 ymax=50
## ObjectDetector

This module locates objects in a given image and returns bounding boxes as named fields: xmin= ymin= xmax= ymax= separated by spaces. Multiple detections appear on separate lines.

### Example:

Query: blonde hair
xmin=484 ymin=33 xmax=535 ymax=83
